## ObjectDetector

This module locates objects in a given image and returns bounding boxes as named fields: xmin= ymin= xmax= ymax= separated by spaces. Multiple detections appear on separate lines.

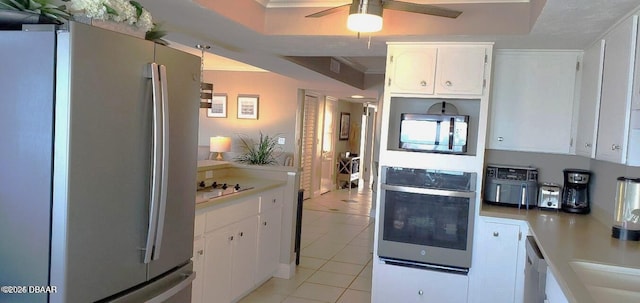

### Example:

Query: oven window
xmin=383 ymin=190 xmax=469 ymax=250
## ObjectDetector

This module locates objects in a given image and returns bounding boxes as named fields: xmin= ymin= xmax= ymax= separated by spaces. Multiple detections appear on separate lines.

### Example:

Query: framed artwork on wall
xmin=207 ymin=94 xmax=227 ymax=118
xmin=339 ymin=112 xmax=350 ymax=140
xmin=237 ymin=95 xmax=259 ymax=119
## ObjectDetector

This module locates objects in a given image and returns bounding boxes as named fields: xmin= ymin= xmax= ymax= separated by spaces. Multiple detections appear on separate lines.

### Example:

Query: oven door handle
xmin=381 ymin=184 xmax=475 ymax=198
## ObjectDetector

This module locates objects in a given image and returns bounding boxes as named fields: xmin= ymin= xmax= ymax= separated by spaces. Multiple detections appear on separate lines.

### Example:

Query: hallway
xmin=239 ymin=186 xmax=375 ymax=303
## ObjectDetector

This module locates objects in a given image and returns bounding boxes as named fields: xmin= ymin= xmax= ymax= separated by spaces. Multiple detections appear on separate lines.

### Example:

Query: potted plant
xmin=0 ymin=0 xmax=166 ymax=43
xmin=235 ymin=132 xmax=282 ymax=165
xmin=0 ymin=0 xmax=69 ymax=29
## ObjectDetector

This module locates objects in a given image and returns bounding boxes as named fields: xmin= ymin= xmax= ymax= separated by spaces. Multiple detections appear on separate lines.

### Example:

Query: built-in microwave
xmin=399 ymin=113 xmax=469 ymax=154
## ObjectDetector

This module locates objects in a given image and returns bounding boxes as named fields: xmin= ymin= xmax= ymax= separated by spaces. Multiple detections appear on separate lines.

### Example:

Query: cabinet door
xmin=202 ymin=227 xmax=233 ymax=303
xmin=372 ymin=262 xmax=468 ymax=303
xmin=596 ymin=15 xmax=638 ymax=163
xmin=256 ymin=207 xmax=282 ymax=283
xmin=191 ymin=238 xmax=205 ymax=303
xmin=488 ymin=51 xmax=579 ymax=153
xmin=231 ymin=216 xmax=258 ymax=300
xmin=387 ymin=47 xmax=437 ymax=94
xmin=575 ymin=40 xmax=605 ymax=158
xmin=259 ymin=187 xmax=283 ymax=213
xmin=469 ymin=221 xmax=521 ymax=303
xmin=435 ymin=46 xmax=487 ymax=95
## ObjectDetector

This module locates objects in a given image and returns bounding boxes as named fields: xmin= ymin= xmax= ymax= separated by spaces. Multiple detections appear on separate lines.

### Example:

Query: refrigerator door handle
xmin=152 ymin=64 xmax=170 ymax=260
xmin=144 ymin=62 xmax=163 ymax=264
xmin=144 ymin=271 xmax=195 ymax=303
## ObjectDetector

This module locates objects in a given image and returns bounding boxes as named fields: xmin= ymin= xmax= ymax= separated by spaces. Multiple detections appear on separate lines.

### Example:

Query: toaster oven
xmin=484 ymin=165 xmax=538 ymax=208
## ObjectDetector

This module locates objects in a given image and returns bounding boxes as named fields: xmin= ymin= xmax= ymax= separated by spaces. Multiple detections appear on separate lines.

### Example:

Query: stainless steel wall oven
xmin=378 ymin=166 xmax=477 ymax=273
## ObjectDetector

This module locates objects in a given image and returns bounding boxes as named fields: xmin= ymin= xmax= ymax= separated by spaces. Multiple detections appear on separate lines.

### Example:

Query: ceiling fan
xmin=306 ymin=0 xmax=462 ymax=33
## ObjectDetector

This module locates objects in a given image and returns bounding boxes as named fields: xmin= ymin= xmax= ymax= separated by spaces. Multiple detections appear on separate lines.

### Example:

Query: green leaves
xmin=145 ymin=22 xmax=167 ymax=45
xmin=129 ymin=0 xmax=142 ymax=18
xmin=0 ymin=0 xmax=70 ymax=22
xmin=235 ymin=132 xmax=282 ymax=165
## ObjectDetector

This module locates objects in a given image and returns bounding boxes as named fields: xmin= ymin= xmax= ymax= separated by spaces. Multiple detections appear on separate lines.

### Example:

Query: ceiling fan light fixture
xmin=347 ymin=13 xmax=383 ymax=33
xmin=347 ymin=0 xmax=383 ymax=33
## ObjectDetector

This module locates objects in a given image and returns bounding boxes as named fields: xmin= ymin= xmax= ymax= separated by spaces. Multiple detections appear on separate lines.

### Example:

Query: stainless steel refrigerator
xmin=0 ymin=21 xmax=200 ymax=303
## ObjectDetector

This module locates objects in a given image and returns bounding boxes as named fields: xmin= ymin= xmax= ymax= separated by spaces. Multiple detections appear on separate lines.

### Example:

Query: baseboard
xmin=274 ymin=261 xmax=295 ymax=279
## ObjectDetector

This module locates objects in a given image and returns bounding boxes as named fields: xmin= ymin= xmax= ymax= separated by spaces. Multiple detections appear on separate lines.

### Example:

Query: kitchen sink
xmin=569 ymin=261 xmax=640 ymax=302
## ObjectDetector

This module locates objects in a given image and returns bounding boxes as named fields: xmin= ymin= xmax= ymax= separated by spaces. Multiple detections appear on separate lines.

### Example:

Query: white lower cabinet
xmin=202 ymin=225 xmax=233 ymax=303
xmin=230 ymin=216 xmax=258 ymax=300
xmin=202 ymin=216 xmax=257 ymax=303
xmin=192 ymin=187 xmax=284 ymax=303
xmin=372 ymin=261 xmax=468 ymax=303
xmin=545 ymin=267 xmax=569 ymax=303
xmin=256 ymin=207 xmax=282 ymax=284
xmin=191 ymin=237 xmax=205 ymax=303
xmin=468 ymin=217 xmax=527 ymax=303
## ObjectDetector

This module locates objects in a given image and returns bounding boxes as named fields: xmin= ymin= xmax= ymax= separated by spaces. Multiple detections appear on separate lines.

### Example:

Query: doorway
xmin=359 ymin=104 xmax=377 ymax=185
xmin=320 ymin=97 xmax=337 ymax=194
xmin=300 ymin=93 xmax=319 ymax=200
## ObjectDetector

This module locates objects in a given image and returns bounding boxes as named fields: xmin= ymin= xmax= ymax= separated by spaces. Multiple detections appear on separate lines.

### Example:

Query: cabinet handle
xmin=263 ymin=221 xmax=268 ymax=226
xmin=612 ymin=144 xmax=621 ymax=150
xmin=493 ymin=232 xmax=499 ymax=237
xmin=197 ymin=249 xmax=204 ymax=256
xmin=420 ymin=80 xmax=427 ymax=87
xmin=586 ymin=143 xmax=592 ymax=148
xmin=497 ymin=136 xmax=504 ymax=142
xmin=272 ymin=198 xmax=277 ymax=204
xmin=228 ymin=236 xmax=234 ymax=241
xmin=239 ymin=231 xmax=244 ymax=237
xmin=418 ymin=290 xmax=424 ymax=296
xmin=445 ymin=80 xmax=452 ymax=87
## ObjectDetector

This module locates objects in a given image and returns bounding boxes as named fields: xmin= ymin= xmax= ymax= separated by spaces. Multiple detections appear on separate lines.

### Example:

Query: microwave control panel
xmin=486 ymin=165 xmax=538 ymax=182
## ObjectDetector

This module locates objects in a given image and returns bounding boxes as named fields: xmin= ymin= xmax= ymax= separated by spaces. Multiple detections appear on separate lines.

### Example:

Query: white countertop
xmin=480 ymin=203 xmax=640 ymax=303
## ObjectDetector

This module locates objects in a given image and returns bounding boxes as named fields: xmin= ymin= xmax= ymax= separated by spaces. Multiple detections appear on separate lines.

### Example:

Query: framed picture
xmin=207 ymin=94 xmax=227 ymax=118
xmin=339 ymin=112 xmax=350 ymax=140
xmin=237 ymin=95 xmax=259 ymax=119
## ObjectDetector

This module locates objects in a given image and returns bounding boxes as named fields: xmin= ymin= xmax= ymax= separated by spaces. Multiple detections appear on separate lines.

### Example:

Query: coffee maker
xmin=562 ymin=169 xmax=592 ymax=214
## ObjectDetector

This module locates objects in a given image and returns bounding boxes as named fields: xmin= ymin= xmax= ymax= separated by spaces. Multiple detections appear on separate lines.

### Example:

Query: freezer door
xmin=0 ymin=30 xmax=56 ymax=303
xmin=103 ymin=262 xmax=194 ymax=303
xmin=147 ymin=45 xmax=200 ymax=278
xmin=50 ymin=22 xmax=155 ymax=302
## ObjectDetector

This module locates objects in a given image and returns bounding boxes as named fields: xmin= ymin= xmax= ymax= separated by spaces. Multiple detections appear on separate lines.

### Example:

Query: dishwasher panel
xmin=523 ymin=236 xmax=547 ymax=303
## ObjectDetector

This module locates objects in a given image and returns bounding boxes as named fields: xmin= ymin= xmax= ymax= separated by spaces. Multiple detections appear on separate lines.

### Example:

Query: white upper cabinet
xmin=596 ymin=15 xmax=638 ymax=164
xmin=386 ymin=44 xmax=488 ymax=96
xmin=435 ymin=46 xmax=487 ymax=95
xmin=387 ymin=46 xmax=437 ymax=94
xmin=488 ymin=50 xmax=581 ymax=154
xmin=575 ymin=40 xmax=605 ymax=158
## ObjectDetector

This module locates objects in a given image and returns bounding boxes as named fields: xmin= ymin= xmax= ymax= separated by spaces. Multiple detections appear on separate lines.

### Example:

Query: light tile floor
xmin=239 ymin=185 xmax=374 ymax=303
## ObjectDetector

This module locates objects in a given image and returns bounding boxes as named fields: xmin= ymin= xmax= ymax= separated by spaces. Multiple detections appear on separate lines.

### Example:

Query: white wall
xmin=198 ymin=70 xmax=300 ymax=164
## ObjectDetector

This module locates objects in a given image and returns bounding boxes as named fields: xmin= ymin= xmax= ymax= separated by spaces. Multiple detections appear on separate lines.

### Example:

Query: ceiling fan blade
xmin=305 ymin=4 xmax=350 ymax=18
xmin=383 ymin=0 xmax=462 ymax=19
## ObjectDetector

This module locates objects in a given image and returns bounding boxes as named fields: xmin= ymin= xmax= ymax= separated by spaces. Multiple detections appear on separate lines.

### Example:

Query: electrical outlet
xmin=278 ymin=137 xmax=285 ymax=145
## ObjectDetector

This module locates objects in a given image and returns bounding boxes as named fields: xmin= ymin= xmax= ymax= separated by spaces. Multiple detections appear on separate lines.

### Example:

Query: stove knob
xmin=212 ymin=182 xmax=218 ymax=188
xmin=199 ymin=181 xmax=205 ymax=188
xmin=548 ymin=201 xmax=553 ymax=207
xmin=222 ymin=183 xmax=228 ymax=190
xmin=234 ymin=184 xmax=240 ymax=191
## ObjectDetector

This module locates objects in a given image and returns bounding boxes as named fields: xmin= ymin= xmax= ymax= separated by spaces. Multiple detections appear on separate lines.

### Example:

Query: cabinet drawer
xmin=259 ymin=188 xmax=283 ymax=213
xmin=373 ymin=262 xmax=468 ymax=303
xmin=205 ymin=197 xmax=259 ymax=232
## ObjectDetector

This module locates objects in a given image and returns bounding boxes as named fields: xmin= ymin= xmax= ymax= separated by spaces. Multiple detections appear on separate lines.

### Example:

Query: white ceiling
xmin=137 ymin=0 xmax=640 ymax=99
